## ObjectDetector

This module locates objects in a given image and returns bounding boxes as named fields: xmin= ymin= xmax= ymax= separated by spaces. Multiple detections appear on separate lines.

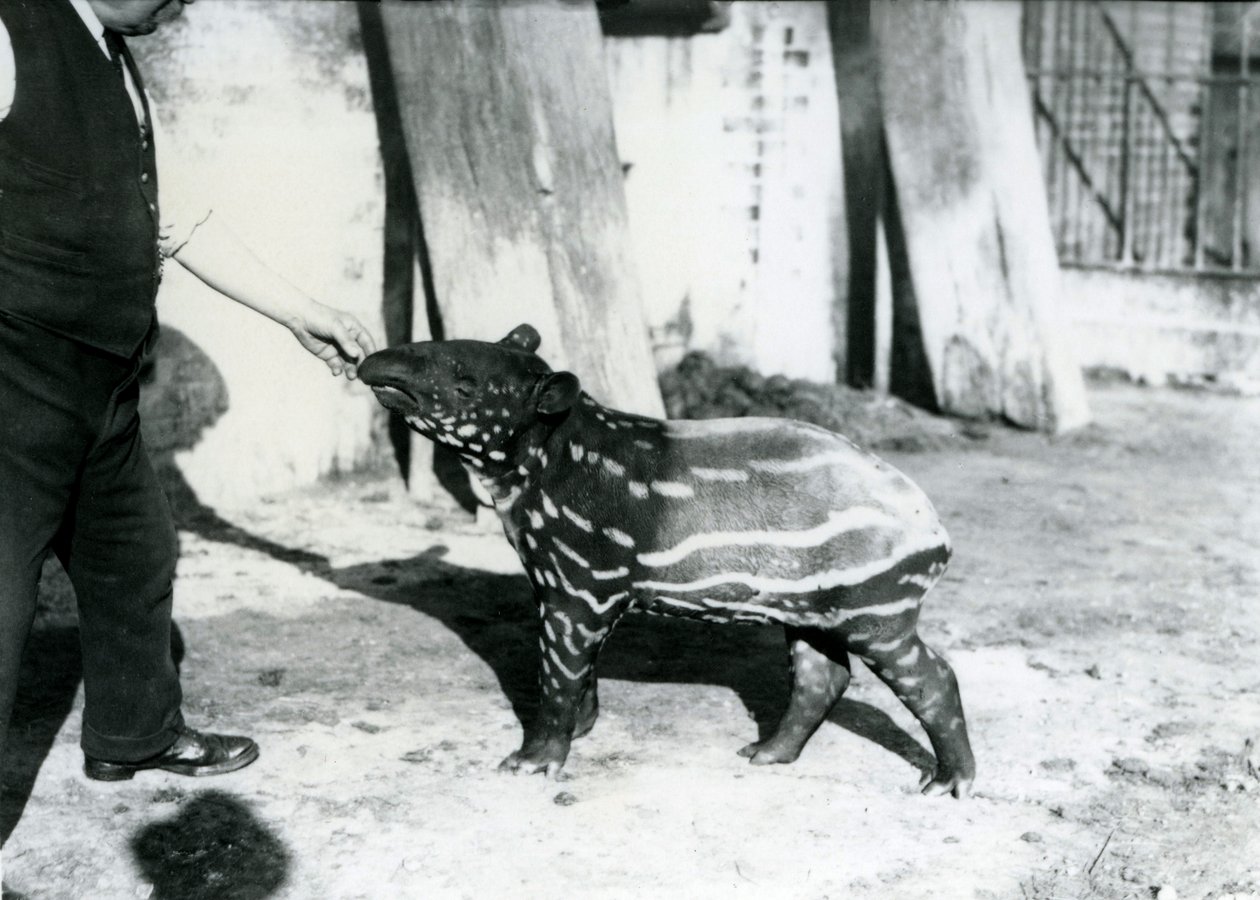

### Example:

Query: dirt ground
xmin=2 ymin=380 xmax=1259 ymax=900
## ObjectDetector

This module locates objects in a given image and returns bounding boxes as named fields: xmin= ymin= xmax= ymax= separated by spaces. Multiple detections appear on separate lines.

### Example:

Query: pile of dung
xmin=658 ymin=352 xmax=972 ymax=453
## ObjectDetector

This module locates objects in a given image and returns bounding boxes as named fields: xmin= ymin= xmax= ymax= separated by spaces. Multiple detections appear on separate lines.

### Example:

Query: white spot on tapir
xmin=544 ymin=570 xmax=558 ymax=589
xmin=895 ymin=644 xmax=921 ymax=667
xmin=866 ymin=635 xmax=908 ymax=654
xmin=602 ymin=458 xmax=626 ymax=478
xmin=651 ymin=481 xmax=695 ymax=498
xmin=603 ymin=527 xmax=635 ymax=548
xmin=628 ymin=481 xmax=650 ymax=499
xmin=528 ymin=510 xmax=545 ymax=529
xmin=525 ymin=533 xmax=539 ymax=551
xmin=554 ymin=537 xmax=591 ymax=569
xmin=457 ymin=424 xmax=479 ymax=438
xmin=489 ymin=451 xmax=506 ymax=462
xmin=561 ymin=506 xmax=593 ymax=532
xmin=541 ymin=493 xmax=559 ymax=518
xmin=571 ymin=444 xmax=585 ymax=462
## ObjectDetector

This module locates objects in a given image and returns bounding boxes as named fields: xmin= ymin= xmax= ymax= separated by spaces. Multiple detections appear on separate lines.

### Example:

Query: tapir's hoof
xmin=737 ymin=740 xmax=803 ymax=766
xmin=919 ymin=769 xmax=974 ymax=799
xmin=498 ymin=751 xmax=568 ymax=780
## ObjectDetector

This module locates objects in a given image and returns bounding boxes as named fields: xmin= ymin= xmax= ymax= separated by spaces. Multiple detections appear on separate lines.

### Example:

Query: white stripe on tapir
xmin=749 ymin=450 xmax=859 ymax=475
xmin=665 ymin=418 xmax=808 ymax=440
xmin=691 ymin=467 xmax=750 ymax=482
xmin=651 ymin=595 xmax=707 ymax=612
xmin=637 ymin=507 xmax=904 ymax=568
xmin=827 ymin=596 xmax=921 ymax=624
xmin=632 ymin=531 xmax=943 ymax=595
xmin=550 ymin=554 xmax=623 ymax=614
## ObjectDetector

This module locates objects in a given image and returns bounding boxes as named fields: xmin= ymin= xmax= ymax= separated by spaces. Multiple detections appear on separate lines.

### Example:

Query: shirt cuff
xmin=159 ymin=206 xmax=213 ymax=259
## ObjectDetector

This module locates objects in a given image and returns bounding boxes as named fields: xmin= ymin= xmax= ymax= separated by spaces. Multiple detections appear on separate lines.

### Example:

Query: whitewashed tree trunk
xmin=379 ymin=0 xmax=664 ymax=420
xmin=872 ymin=0 xmax=1090 ymax=431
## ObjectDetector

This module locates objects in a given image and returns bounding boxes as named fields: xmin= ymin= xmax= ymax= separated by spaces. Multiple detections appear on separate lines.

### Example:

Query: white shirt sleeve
xmin=150 ymin=101 xmax=214 ymax=258
xmin=0 ymin=18 xmax=14 ymax=122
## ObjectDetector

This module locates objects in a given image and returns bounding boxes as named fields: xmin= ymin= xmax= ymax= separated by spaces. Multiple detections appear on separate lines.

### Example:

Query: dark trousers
xmin=0 ymin=312 xmax=183 ymax=766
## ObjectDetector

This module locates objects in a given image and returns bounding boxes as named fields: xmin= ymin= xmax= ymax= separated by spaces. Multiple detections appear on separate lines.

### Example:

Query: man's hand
xmin=285 ymin=301 xmax=378 ymax=380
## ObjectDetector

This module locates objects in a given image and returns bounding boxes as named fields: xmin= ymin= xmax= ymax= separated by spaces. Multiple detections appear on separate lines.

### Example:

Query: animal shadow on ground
xmin=318 ymin=547 xmax=936 ymax=778
xmin=130 ymin=789 xmax=291 ymax=900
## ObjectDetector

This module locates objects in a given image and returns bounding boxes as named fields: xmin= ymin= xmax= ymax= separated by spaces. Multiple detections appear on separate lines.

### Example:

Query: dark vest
xmin=0 ymin=0 xmax=160 ymax=358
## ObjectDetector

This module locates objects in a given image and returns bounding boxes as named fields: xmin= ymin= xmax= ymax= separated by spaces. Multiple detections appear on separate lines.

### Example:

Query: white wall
xmin=135 ymin=1 xmax=384 ymax=505
xmin=1063 ymin=268 xmax=1260 ymax=383
xmin=605 ymin=2 xmax=847 ymax=381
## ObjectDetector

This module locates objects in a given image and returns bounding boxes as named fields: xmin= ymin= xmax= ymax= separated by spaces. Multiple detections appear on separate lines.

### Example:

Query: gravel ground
xmin=2 ymin=380 xmax=1259 ymax=899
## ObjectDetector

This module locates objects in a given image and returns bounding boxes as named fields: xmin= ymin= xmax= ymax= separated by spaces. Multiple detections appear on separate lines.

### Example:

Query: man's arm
xmin=172 ymin=214 xmax=377 ymax=379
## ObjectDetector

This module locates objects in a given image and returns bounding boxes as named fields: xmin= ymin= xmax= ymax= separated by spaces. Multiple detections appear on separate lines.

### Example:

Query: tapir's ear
xmin=536 ymin=371 xmax=581 ymax=415
xmin=499 ymin=324 xmax=541 ymax=353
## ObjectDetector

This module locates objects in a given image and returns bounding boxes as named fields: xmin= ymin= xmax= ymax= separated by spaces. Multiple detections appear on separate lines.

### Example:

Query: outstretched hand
xmin=286 ymin=301 xmax=378 ymax=380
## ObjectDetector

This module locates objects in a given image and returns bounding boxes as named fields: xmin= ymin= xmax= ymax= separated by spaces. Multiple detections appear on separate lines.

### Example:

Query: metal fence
xmin=1022 ymin=1 xmax=1260 ymax=275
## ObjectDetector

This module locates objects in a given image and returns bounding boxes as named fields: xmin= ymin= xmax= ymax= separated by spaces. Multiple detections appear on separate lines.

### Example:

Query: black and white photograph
xmin=0 ymin=0 xmax=1257 ymax=897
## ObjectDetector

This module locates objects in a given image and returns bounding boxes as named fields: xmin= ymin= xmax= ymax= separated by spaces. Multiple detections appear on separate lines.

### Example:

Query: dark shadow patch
xmin=323 ymin=551 xmax=934 ymax=774
xmin=1 ymin=622 xmax=80 ymax=845
xmin=130 ymin=789 xmax=291 ymax=900
xmin=829 ymin=698 xmax=935 ymax=775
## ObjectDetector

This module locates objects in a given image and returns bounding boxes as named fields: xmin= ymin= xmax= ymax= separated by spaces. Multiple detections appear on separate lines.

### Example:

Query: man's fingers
xmin=348 ymin=321 xmax=378 ymax=357
xmin=327 ymin=318 xmax=363 ymax=362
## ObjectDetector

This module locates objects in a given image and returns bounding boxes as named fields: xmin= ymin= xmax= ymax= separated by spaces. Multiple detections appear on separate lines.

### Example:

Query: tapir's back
xmin=611 ymin=416 xmax=950 ymax=617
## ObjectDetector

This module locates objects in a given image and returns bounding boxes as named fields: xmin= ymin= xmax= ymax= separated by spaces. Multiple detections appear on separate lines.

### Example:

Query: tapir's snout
xmin=358 ymin=347 xmax=421 ymax=387
xmin=358 ymin=346 xmax=432 ymax=415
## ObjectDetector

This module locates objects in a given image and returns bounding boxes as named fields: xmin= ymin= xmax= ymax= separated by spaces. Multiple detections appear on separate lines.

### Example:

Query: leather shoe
xmin=83 ymin=726 xmax=259 ymax=781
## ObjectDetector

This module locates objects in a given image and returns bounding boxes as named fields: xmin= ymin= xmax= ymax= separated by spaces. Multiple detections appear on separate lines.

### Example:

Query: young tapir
xmin=358 ymin=324 xmax=975 ymax=797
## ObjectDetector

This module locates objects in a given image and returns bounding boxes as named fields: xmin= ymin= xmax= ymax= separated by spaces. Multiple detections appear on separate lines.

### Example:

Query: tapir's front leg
xmin=499 ymin=590 xmax=621 ymax=777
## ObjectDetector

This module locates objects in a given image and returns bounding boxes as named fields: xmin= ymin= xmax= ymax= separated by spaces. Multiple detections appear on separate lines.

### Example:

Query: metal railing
xmin=1023 ymin=0 xmax=1260 ymax=275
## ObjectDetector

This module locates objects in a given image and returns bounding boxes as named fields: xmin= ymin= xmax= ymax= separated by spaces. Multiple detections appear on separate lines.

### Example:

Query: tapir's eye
xmin=454 ymin=376 xmax=477 ymax=400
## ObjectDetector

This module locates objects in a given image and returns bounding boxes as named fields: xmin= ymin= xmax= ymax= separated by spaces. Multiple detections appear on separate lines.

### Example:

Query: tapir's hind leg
xmin=850 ymin=631 xmax=976 ymax=798
xmin=739 ymin=626 xmax=851 ymax=765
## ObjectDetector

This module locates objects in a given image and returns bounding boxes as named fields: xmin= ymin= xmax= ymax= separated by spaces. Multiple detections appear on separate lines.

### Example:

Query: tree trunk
xmin=872 ymin=0 xmax=1090 ymax=432
xmin=378 ymin=0 xmax=664 ymax=420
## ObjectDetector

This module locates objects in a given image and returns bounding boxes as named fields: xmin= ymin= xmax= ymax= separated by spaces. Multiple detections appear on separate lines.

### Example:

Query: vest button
xmin=141 ymin=139 xmax=149 ymax=150
xmin=140 ymin=172 xmax=150 ymax=183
